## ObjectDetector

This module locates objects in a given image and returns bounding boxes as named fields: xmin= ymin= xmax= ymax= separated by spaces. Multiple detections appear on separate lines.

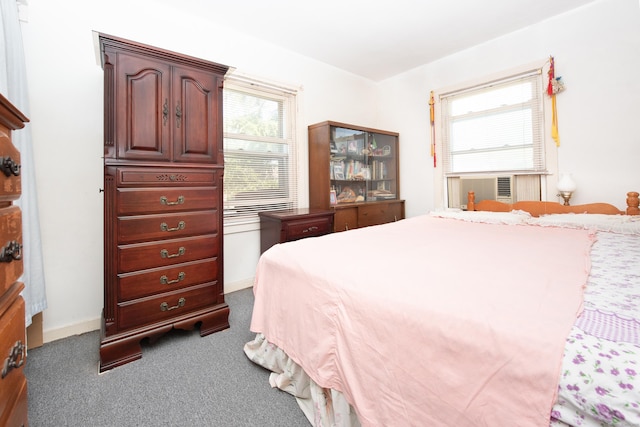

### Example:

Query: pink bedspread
xmin=250 ymin=216 xmax=595 ymax=426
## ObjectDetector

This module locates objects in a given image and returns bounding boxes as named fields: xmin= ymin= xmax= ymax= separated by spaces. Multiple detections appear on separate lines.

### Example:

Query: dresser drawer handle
xmin=0 ymin=241 xmax=22 ymax=263
xmin=303 ymin=226 xmax=319 ymax=233
xmin=160 ymin=247 xmax=186 ymax=259
xmin=160 ymin=297 xmax=186 ymax=312
xmin=160 ymin=221 xmax=185 ymax=232
xmin=160 ymin=272 xmax=185 ymax=285
xmin=2 ymin=340 xmax=25 ymax=379
xmin=160 ymin=196 xmax=185 ymax=206
xmin=0 ymin=156 xmax=20 ymax=177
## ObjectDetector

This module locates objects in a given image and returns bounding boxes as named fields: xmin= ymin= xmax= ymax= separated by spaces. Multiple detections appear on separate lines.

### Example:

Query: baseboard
xmin=224 ymin=278 xmax=254 ymax=294
xmin=43 ymin=317 xmax=102 ymax=344
xmin=41 ymin=278 xmax=255 ymax=344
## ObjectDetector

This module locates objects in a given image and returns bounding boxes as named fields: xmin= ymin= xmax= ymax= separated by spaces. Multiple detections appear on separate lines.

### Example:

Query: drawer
xmin=0 ymin=130 xmax=21 ymax=203
xmin=118 ymin=235 xmax=219 ymax=273
xmin=0 ymin=206 xmax=22 ymax=296
xmin=0 ymin=295 xmax=26 ymax=419
xmin=117 ymin=282 xmax=220 ymax=330
xmin=283 ymin=216 xmax=333 ymax=241
xmin=118 ymin=258 xmax=218 ymax=301
xmin=117 ymin=187 xmax=219 ymax=215
xmin=1 ymin=373 xmax=27 ymax=427
xmin=358 ymin=201 xmax=404 ymax=227
xmin=116 ymin=167 xmax=220 ymax=187
xmin=334 ymin=206 xmax=358 ymax=232
xmin=117 ymin=210 xmax=218 ymax=244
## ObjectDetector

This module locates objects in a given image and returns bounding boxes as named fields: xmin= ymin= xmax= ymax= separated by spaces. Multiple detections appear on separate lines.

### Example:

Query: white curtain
xmin=0 ymin=0 xmax=47 ymax=326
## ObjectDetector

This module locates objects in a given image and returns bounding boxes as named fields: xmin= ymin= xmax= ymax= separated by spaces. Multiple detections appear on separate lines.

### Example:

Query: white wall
xmin=377 ymin=0 xmax=640 ymax=217
xmin=19 ymin=0 xmax=377 ymax=341
xmin=18 ymin=0 xmax=640 ymax=341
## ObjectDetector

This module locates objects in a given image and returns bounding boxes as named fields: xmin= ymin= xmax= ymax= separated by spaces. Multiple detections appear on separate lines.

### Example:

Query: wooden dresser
xmin=0 ymin=93 xmax=28 ymax=426
xmin=99 ymin=34 xmax=230 ymax=372
xmin=259 ymin=208 xmax=334 ymax=253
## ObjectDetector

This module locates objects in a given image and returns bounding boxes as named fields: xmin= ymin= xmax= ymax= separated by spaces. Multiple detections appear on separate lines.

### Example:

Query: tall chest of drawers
xmin=0 ymin=93 xmax=28 ymax=426
xmin=99 ymin=34 xmax=230 ymax=372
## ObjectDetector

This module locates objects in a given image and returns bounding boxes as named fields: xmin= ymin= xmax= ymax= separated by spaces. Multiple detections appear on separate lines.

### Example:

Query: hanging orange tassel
xmin=429 ymin=91 xmax=436 ymax=167
xmin=548 ymin=56 xmax=560 ymax=147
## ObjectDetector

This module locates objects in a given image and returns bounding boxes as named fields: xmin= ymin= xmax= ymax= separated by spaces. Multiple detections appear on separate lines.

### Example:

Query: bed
xmin=244 ymin=191 xmax=640 ymax=427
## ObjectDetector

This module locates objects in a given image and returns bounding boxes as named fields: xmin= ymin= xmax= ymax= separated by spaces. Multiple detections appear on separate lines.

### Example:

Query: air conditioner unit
xmin=458 ymin=176 xmax=514 ymax=208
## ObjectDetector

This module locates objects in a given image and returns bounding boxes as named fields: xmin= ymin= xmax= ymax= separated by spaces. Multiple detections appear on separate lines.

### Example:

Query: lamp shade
xmin=557 ymin=173 xmax=577 ymax=192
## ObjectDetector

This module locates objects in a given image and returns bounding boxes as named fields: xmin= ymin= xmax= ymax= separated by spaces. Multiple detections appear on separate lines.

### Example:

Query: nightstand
xmin=259 ymin=208 xmax=335 ymax=253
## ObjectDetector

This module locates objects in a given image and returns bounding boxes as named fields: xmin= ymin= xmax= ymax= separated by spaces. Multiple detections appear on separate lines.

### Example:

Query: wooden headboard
xmin=467 ymin=191 xmax=639 ymax=216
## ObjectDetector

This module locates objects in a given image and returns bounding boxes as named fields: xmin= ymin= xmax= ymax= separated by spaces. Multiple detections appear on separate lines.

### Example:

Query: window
xmin=441 ymin=70 xmax=545 ymax=175
xmin=223 ymin=76 xmax=298 ymax=223
xmin=439 ymin=68 xmax=547 ymax=207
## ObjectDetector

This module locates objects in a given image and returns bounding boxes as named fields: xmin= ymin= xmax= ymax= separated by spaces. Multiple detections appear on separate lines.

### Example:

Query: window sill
xmin=223 ymin=218 xmax=260 ymax=235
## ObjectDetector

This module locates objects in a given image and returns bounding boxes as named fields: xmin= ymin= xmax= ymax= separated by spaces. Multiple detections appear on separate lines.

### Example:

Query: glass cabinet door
xmin=329 ymin=126 xmax=398 ymax=204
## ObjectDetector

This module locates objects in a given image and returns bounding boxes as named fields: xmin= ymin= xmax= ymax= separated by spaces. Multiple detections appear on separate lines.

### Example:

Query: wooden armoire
xmin=98 ymin=34 xmax=230 ymax=372
xmin=0 ymin=93 xmax=29 ymax=426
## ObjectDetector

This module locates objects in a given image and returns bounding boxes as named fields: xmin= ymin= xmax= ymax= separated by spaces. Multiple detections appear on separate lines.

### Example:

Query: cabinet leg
xmin=99 ymin=337 xmax=143 ymax=373
xmin=197 ymin=303 xmax=230 ymax=336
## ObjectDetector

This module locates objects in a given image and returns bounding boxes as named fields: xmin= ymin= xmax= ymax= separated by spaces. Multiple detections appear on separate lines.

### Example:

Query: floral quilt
xmin=551 ymin=231 xmax=640 ymax=426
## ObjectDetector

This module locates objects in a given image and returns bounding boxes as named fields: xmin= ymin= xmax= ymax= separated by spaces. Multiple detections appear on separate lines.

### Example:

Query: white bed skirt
xmin=244 ymin=333 xmax=361 ymax=427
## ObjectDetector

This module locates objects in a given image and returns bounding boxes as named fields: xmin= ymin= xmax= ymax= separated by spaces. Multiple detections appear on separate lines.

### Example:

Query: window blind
xmin=441 ymin=70 xmax=545 ymax=175
xmin=223 ymin=77 xmax=298 ymax=223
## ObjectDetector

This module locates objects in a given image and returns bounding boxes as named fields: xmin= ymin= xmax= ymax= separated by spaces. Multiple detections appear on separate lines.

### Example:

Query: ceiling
xmin=162 ymin=0 xmax=599 ymax=82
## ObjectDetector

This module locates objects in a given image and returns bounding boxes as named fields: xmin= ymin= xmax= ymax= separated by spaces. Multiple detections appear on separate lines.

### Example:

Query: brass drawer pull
xmin=2 ymin=340 xmax=25 ymax=379
xmin=160 ymin=272 xmax=185 ymax=285
xmin=160 ymin=247 xmax=186 ymax=259
xmin=160 ymin=221 xmax=185 ymax=232
xmin=303 ymin=226 xmax=319 ymax=233
xmin=0 ymin=156 xmax=21 ymax=177
xmin=160 ymin=297 xmax=185 ymax=312
xmin=0 ymin=241 xmax=22 ymax=263
xmin=160 ymin=195 xmax=185 ymax=206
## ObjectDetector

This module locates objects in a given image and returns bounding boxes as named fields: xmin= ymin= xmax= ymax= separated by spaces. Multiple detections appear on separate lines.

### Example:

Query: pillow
xmin=429 ymin=209 xmax=531 ymax=225
xmin=528 ymin=213 xmax=640 ymax=235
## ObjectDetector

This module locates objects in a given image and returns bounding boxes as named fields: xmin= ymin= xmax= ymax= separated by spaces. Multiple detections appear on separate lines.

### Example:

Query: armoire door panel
xmin=115 ymin=53 xmax=171 ymax=161
xmin=172 ymin=67 xmax=219 ymax=164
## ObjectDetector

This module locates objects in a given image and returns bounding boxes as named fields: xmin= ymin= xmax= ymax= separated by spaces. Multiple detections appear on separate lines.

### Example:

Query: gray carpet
xmin=25 ymin=287 xmax=310 ymax=426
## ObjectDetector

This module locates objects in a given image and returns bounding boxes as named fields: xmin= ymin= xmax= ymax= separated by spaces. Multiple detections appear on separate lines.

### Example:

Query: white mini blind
xmin=223 ymin=77 xmax=298 ymax=223
xmin=441 ymin=70 xmax=545 ymax=175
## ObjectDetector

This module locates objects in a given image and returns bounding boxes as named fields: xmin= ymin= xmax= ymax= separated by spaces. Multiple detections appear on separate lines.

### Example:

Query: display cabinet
xmin=308 ymin=121 xmax=404 ymax=231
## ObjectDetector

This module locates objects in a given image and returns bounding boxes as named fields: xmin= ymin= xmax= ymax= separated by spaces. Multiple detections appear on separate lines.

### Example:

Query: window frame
xmin=222 ymin=74 xmax=301 ymax=228
xmin=433 ymin=60 xmax=557 ymax=209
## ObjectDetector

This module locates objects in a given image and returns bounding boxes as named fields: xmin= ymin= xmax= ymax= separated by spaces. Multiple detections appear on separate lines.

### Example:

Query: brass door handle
xmin=175 ymin=103 xmax=182 ymax=128
xmin=160 ymin=297 xmax=186 ymax=312
xmin=162 ymin=98 xmax=168 ymax=126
